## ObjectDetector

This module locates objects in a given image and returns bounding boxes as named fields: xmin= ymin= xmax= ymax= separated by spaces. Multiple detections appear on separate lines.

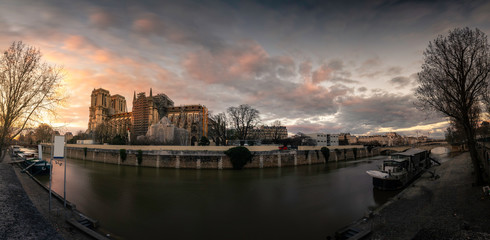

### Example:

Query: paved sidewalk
xmin=368 ymin=152 xmax=490 ymax=239
xmin=0 ymin=155 xmax=63 ymax=240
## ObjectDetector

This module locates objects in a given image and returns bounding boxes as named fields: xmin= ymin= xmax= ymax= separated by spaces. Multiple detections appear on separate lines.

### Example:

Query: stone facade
xmin=146 ymin=117 xmax=189 ymax=145
xmin=88 ymin=88 xmax=112 ymax=131
xmin=107 ymin=112 xmax=132 ymax=137
xmin=167 ymin=105 xmax=208 ymax=146
xmin=88 ymin=88 xmax=129 ymax=137
xmin=251 ymin=125 xmax=288 ymax=141
xmin=88 ymin=88 xmax=179 ymax=142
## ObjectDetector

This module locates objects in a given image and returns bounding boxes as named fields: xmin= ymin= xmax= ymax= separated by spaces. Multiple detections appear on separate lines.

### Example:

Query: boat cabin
xmin=382 ymin=159 xmax=409 ymax=174
xmin=391 ymin=148 xmax=430 ymax=170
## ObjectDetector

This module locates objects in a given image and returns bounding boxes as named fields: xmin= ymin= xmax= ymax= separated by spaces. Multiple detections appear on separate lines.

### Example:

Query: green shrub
xmin=120 ymin=149 xmax=127 ymax=162
xmin=198 ymin=136 xmax=210 ymax=146
xmin=224 ymin=146 xmax=252 ymax=170
xmin=137 ymin=150 xmax=143 ymax=165
xmin=321 ymin=147 xmax=330 ymax=162
xmin=111 ymin=135 xmax=126 ymax=145
xmin=83 ymin=147 xmax=88 ymax=157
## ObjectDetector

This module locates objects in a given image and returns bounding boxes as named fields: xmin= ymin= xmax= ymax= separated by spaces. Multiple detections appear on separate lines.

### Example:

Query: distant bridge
xmin=379 ymin=142 xmax=452 ymax=154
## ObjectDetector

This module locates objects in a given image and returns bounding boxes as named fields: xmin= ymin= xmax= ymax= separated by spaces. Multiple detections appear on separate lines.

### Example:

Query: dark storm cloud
xmin=389 ymin=73 xmax=418 ymax=88
xmin=336 ymin=93 xmax=444 ymax=134
xmin=182 ymin=41 xmax=350 ymax=118
xmin=390 ymin=76 xmax=412 ymax=88
xmin=357 ymin=87 xmax=368 ymax=92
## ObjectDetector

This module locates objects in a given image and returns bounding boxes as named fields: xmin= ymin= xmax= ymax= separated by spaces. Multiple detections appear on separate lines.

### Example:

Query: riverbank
xmin=0 ymin=155 xmax=63 ymax=239
xmin=366 ymin=152 xmax=490 ymax=239
xmin=1 ymin=155 xmax=100 ymax=240
xmin=42 ymin=144 xmax=378 ymax=169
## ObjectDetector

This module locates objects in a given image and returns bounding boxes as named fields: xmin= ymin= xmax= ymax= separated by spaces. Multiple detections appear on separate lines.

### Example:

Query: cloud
xmin=336 ymin=92 xmax=445 ymax=134
xmin=311 ymin=64 xmax=333 ymax=84
xmin=89 ymin=8 xmax=119 ymax=29
xmin=132 ymin=13 xmax=165 ymax=35
xmin=471 ymin=1 xmax=490 ymax=23
xmin=299 ymin=60 xmax=312 ymax=82
xmin=62 ymin=35 xmax=93 ymax=51
xmin=357 ymin=56 xmax=384 ymax=78
xmin=0 ymin=0 xmax=486 ymax=137
xmin=386 ymin=66 xmax=402 ymax=75
xmin=389 ymin=76 xmax=411 ymax=88
xmin=182 ymin=40 xmax=350 ymax=118
xmin=130 ymin=11 xmax=224 ymax=52
xmin=304 ymin=59 xmax=358 ymax=84
xmin=389 ymin=73 xmax=418 ymax=88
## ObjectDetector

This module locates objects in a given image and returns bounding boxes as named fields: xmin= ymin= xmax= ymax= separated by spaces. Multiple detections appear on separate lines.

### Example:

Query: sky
xmin=1 ymin=0 xmax=489 ymax=139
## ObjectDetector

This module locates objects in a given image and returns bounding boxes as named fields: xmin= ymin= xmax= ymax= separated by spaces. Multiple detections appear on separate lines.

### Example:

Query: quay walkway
xmin=0 ymin=155 xmax=63 ymax=240
xmin=367 ymin=152 xmax=490 ymax=239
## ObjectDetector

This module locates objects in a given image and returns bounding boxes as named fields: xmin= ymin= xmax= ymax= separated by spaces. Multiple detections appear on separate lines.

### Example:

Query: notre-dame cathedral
xmin=88 ymin=88 xmax=207 ymax=145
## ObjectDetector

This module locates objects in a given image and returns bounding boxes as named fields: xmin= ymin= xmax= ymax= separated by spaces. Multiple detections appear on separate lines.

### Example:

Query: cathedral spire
xmin=133 ymin=91 xmax=136 ymax=102
xmin=150 ymin=88 xmax=152 ymax=97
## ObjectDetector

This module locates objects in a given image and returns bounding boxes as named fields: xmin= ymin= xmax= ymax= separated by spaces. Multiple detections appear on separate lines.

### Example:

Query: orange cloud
xmin=312 ymin=64 xmax=333 ymax=84
xmin=63 ymin=35 xmax=93 ymax=51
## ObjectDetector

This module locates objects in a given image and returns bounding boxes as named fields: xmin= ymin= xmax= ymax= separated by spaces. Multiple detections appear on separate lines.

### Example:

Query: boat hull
xmin=372 ymin=177 xmax=404 ymax=190
xmin=21 ymin=160 xmax=51 ymax=175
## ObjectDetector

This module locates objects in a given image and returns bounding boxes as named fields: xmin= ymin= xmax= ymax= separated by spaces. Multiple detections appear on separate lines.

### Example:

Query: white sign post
xmin=53 ymin=135 xmax=66 ymax=209
xmin=38 ymin=145 xmax=43 ymax=161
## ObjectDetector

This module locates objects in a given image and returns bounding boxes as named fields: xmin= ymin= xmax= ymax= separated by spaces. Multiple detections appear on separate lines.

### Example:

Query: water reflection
xmin=38 ymin=155 xmax=395 ymax=240
xmin=372 ymin=188 xmax=401 ymax=207
xmin=430 ymin=147 xmax=451 ymax=163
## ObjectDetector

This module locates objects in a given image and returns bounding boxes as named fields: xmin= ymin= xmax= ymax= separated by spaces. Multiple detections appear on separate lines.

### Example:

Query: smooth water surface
xmin=38 ymin=155 xmax=396 ymax=240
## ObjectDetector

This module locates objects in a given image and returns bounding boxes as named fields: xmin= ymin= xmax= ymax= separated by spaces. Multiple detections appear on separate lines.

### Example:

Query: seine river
xmin=37 ymin=154 xmax=418 ymax=240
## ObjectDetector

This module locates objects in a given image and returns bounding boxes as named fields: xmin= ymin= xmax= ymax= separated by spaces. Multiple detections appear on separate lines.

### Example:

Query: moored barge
xmin=366 ymin=148 xmax=431 ymax=190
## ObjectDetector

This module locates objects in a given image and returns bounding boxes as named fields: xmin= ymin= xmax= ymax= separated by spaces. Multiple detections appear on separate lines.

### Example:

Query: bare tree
xmin=209 ymin=112 xmax=227 ymax=146
xmin=227 ymin=104 xmax=260 ymax=143
xmin=94 ymin=122 xmax=110 ymax=144
xmin=415 ymin=27 xmax=490 ymax=184
xmin=271 ymin=120 xmax=284 ymax=143
xmin=0 ymin=41 xmax=64 ymax=161
xmin=34 ymin=123 xmax=54 ymax=144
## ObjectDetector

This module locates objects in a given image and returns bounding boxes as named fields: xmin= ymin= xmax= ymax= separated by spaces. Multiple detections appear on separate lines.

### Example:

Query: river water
xmin=37 ymin=153 xmax=421 ymax=240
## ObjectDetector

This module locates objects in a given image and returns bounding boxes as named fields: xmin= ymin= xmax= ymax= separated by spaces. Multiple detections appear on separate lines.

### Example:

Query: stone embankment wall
xmin=477 ymin=143 xmax=490 ymax=182
xmin=42 ymin=145 xmax=380 ymax=169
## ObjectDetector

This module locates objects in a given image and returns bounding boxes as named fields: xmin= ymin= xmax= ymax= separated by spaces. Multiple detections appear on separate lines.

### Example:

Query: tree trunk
xmin=463 ymin=120 xmax=484 ymax=185
xmin=0 ymin=146 xmax=6 ymax=163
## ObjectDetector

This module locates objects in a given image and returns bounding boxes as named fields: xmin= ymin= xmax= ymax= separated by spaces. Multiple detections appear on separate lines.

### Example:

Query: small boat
xmin=17 ymin=147 xmax=51 ymax=175
xmin=21 ymin=156 xmax=51 ymax=175
xmin=10 ymin=145 xmax=21 ymax=157
xmin=366 ymin=148 xmax=431 ymax=190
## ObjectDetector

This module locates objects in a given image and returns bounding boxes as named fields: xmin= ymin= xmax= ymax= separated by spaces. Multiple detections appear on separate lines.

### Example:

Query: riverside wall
xmin=41 ymin=144 xmax=380 ymax=169
xmin=477 ymin=142 xmax=490 ymax=182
